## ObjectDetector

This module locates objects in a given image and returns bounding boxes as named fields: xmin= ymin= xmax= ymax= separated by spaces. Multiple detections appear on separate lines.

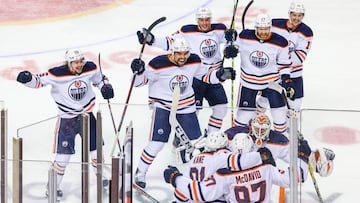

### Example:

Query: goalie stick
xmin=169 ymin=85 xmax=195 ymax=164
xmin=110 ymin=16 xmax=167 ymax=156
xmin=268 ymin=81 xmax=324 ymax=203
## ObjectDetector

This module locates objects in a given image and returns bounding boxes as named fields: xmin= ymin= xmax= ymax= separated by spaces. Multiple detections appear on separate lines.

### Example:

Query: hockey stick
xmin=98 ymin=53 xmax=122 ymax=154
xmin=267 ymin=81 xmax=291 ymax=109
xmin=230 ymin=0 xmax=239 ymax=127
xmin=169 ymin=85 xmax=195 ymax=164
xmin=132 ymin=183 xmax=160 ymax=203
xmin=110 ymin=16 xmax=167 ymax=156
xmin=308 ymin=161 xmax=324 ymax=203
xmin=242 ymin=0 xmax=254 ymax=30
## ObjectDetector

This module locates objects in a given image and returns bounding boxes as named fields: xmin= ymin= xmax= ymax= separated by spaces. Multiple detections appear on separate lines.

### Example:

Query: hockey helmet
xmin=204 ymin=131 xmax=228 ymax=152
xmin=65 ymin=49 xmax=84 ymax=63
xmin=251 ymin=114 xmax=271 ymax=141
xmin=254 ymin=13 xmax=272 ymax=28
xmin=229 ymin=133 xmax=254 ymax=154
xmin=171 ymin=38 xmax=190 ymax=58
xmin=195 ymin=7 xmax=212 ymax=20
xmin=288 ymin=2 xmax=305 ymax=14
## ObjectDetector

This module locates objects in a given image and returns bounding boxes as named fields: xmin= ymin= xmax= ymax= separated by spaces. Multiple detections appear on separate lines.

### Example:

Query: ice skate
xmin=134 ymin=168 xmax=146 ymax=188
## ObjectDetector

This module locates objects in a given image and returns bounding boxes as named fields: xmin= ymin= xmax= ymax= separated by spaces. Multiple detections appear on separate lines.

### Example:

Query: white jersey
xmin=174 ymin=148 xmax=262 ymax=202
xmin=272 ymin=19 xmax=313 ymax=78
xmin=133 ymin=54 xmax=221 ymax=114
xmin=153 ymin=23 xmax=227 ymax=66
xmin=234 ymin=29 xmax=292 ymax=90
xmin=174 ymin=160 xmax=309 ymax=203
xmin=23 ymin=61 xmax=105 ymax=118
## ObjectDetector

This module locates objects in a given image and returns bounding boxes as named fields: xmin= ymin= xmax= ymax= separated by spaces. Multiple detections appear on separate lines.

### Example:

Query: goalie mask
xmin=251 ymin=114 xmax=271 ymax=147
xmin=204 ymin=131 xmax=228 ymax=152
xmin=229 ymin=133 xmax=254 ymax=154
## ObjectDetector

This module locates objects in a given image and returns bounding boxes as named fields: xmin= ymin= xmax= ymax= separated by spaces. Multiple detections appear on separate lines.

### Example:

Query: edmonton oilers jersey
xmin=153 ymin=23 xmax=227 ymax=67
xmin=272 ymin=18 xmax=313 ymax=78
xmin=235 ymin=29 xmax=292 ymax=90
xmin=133 ymin=53 xmax=220 ymax=114
xmin=26 ymin=61 xmax=104 ymax=118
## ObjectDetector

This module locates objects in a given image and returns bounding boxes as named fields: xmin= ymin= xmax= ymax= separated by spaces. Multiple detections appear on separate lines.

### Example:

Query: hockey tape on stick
xmin=242 ymin=0 xmax=254 ymax=30
xmin=169 ymin=85 xmax=195 ymax=163
xmin=111 ymin=16 xmax=166 ymax=157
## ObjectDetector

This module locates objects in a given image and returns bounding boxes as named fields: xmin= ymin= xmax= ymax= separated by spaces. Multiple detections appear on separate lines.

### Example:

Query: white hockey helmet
xmin=229 ymin=133 xmax=254 ymax=154
xmin=171 ymin=38 xmax=190 ymax=58
xmin=195 ymin=7 xmax=212 ymax=20
xmin=288 ymin=2 xmax=305 ymax=15
xmin=251 ymin=114 xmax=271 ymax=141
xmin=254 ymin=13 xmax=272 ymax=28
xmin=204 ymin=131 xmax=228 ymax=152
xmin=65 ymin=49 xmax=85 ymax=63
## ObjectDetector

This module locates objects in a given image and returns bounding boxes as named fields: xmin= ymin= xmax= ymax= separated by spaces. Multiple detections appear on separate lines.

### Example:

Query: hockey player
xmin=225 ymin=113 xmax=335 ymax=177
xmin=16 ymin=49 xmax=114 ymax=199
xmin=257 ymin=2 xmax=313 ymax=116
xmin=232 ymin=13 xmax=293 ymax=134
xmin=173 ymin=131 xmax=262 ymax=202
xmin=136 ymin=7 xmax=238 ymax=134
xmin=130 ymin=38 xmax=235 ymax=189
xmin=163 ymin=138 xmax=312 ymax=202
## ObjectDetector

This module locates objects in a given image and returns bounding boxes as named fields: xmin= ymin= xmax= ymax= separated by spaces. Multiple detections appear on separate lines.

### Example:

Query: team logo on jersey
xmin=199 ymin=39 xmax=218 ymax=58
xmin=169 ymin=75 xmax=189 ymax=93
xmin=249 ymin=51 xmax=269 ymax=68
xmin=68 ymin=80 xmax=88 ymax=101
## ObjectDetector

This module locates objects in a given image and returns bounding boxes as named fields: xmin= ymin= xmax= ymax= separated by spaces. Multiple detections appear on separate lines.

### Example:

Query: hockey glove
xmin=163 ymin=165 xmax=183 ymax=188
xmin=298 ymin=139 xmax=311 ymax=163
xmin=216 ymin=67 xmax=236 ymax=82
xmin=258 ymin=147 xmax=276 ymax=166
xmin=309 ymin=148 xmax=335 ymax=177
xmin=130 ymin=58 xmax=145 ymax=75
xmin=17 ymin=70 xmax=32 ymax=84
xmin=101 ymin=84 xmax=114 ymax=99
xmin=137 ymin=28 xmax=155 ymax=45
xmin=224 ymin=45 xmax=238 ymax=58
xmin=281 ymin=74 xmax=295 ymax=100
xmin=224 ymin=29 xmax=238 ymax=42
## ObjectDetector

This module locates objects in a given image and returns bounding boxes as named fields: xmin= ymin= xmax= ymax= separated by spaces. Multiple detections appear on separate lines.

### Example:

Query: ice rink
xmin=1 ymin=0 xmax=359 ymax=202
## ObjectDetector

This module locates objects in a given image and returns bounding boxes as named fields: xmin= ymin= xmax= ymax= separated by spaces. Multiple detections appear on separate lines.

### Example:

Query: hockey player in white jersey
xmin=163 ymin=135 xmax=312 ymax=202
xmin=137 ymin=7 xmax=238 ymax=134
xmin=232 ymin=13 xmax=293 ymax=134
xmin=225 ymin=113 xmax=335 ymax=177
xmin=173 ymin=131 xmax=262 ymax=202
xmin=130 ymin=38 xmax=235 ymax=189
xmin=16 ymin=49 xmax=114 ymax=199
xmin=257 ymin=2 xmax=313 ymax=115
